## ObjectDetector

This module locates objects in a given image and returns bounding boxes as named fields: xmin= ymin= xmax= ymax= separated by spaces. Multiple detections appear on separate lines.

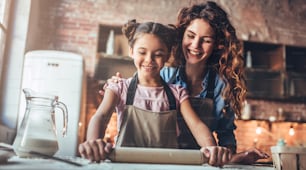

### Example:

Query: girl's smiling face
xmin=130 ymin=34 xmax=169 ymax=79
xmin=182 ymin=19 xmax=216 ymax=66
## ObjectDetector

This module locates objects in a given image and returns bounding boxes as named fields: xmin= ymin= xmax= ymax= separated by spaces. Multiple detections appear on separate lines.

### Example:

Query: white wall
xmin=0 ymin=0 xmax=32 ymax=143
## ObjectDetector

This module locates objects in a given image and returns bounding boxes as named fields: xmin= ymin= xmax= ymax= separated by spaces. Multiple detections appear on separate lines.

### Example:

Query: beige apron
xmin=116 ymin=74 xmax=178 ymax=148
xmin=189 ymin=97 xmax=214 ymax=128
xmin=177 ymin=97 xmax=215 ymax=149
xmin=176 ymin=68 xmax=217 ymax=149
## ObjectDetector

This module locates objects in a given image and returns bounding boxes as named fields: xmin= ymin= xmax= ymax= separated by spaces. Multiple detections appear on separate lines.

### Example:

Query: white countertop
xmin=1 ymin=156 xmax=274 ymax=170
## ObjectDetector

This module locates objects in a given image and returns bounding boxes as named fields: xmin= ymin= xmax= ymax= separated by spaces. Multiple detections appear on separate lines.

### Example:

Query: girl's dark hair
xmin=174 ymin=1 xmax=246 ymax=117
xmin=122 ymin=19 xmax=177 ymax=53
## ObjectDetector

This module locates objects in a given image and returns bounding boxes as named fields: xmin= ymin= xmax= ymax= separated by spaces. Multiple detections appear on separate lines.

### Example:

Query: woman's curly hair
xmin=173 ymin=1 xmax=247 ymax=118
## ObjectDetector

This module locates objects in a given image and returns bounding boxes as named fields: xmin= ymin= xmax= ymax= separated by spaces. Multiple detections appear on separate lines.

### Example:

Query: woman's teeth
xmin=189 ymin=50 xmax=201 ymax=56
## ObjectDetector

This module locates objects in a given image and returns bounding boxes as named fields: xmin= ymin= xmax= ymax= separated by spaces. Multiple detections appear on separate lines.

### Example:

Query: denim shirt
xmin=160 ymin=66 xmax=237 ymax=147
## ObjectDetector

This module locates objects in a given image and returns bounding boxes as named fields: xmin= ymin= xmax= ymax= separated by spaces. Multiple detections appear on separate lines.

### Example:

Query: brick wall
xmin=235 ymin=120 xmax=306 ymax=162
xmin=29 ymin=0 xmax=306 ymax=76
xmin=27 ymin=0 xmax=306 ymax=159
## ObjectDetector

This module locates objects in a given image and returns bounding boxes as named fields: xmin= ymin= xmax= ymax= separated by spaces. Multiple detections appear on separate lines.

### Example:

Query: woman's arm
xmin=99 ymin=72 xmax=122 ymax=96
xmin=230 ymin=148 xmax=270 ymax=164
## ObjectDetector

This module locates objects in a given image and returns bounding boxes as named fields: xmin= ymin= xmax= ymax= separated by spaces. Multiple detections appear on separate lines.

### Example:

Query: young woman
xmin=105 ymin=1 xmax=269 ymax=164
xmin=160 ymin=1 xmax=269 ymax=164
xmin=79 ymin=19 xmax=231 ymax=166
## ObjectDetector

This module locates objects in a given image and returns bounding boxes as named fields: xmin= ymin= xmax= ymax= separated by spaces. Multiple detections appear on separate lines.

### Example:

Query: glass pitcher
xmin=13 ymin=88 xmax=68 ymax=157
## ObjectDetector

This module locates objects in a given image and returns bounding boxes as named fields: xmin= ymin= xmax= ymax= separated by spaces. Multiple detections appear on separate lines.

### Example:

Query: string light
xmin=289 ymin=124 xmax=295 ymax=136
xmin=255 ymin=124 xmax=262 ymax=135
xmin=253 ymin=138 xmax=258 ymax=146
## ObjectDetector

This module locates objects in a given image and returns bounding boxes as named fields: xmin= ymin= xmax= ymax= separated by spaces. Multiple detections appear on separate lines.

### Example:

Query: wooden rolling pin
xmin=108 ymin=147 xmax=208 ymax=165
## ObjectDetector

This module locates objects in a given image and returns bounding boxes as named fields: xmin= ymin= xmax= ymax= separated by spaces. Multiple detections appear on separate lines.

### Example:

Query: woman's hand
xmin=79 ymin=139 xmax=113 ymax=162
xmin=99 ymin=72 xmax=122 ymax=96
xmin=200 ymin=146 xmax=232 ymax=167
xmin=230 ymin=148 xmax=270 ymax=164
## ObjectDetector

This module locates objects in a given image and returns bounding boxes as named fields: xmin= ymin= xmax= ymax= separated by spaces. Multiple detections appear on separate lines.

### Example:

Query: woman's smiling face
xmin=182 ymin=18 xmax=216 ymax=65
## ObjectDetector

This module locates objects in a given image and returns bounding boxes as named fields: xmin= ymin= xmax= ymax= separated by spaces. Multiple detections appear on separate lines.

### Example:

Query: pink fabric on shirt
xmin=105 ymin=77 xmax=189 ymax=130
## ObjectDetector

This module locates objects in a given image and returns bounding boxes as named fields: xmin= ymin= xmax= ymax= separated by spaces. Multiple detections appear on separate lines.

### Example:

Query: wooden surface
xmin=0 ymin=156 xmax=274 ymax=170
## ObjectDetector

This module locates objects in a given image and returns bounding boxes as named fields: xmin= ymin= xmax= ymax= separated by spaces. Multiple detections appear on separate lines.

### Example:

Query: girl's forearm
xmin=86 ymin=114 xmax=109 ymax=141
xmin=86 ymin=89 xmax=118 ymax=141
xmin=193 ymin=124 xmax=217 ymax=147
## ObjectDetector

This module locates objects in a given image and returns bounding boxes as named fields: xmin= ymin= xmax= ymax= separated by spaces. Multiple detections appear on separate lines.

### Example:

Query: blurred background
xmin=0 ymin=0 xmax=306 ymax=161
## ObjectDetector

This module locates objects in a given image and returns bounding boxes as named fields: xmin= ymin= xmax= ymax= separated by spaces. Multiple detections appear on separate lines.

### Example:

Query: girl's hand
xmin=78 ymin=139 xmax=113 ymax=162
xmin=230 ymin=148 xmax=269 ymax=164
xmin=200 ymin=146 xmax=231 ymax=167
xmin=99 ymin=72 xmax=123 ymax=96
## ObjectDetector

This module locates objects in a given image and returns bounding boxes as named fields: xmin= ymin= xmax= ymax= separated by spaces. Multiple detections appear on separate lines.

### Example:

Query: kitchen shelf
xmin=97 ymin=24 xmax=129 ymax=57
xmin=245 ymin=69 xmax=285 ymax=99
xmin=243 ymin=41 xmax=284 ymax=70
xmin=242 ymin=41 xmax=306 ymax=101
xmin=237 ymin=119 xmax=306 ymax=123
xmin=285 ymin=45 xmax=306 ymax=73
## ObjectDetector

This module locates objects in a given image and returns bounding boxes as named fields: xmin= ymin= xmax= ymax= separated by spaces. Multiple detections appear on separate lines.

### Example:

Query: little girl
xmin=79 ymin=19 xmax=231 ymax=166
